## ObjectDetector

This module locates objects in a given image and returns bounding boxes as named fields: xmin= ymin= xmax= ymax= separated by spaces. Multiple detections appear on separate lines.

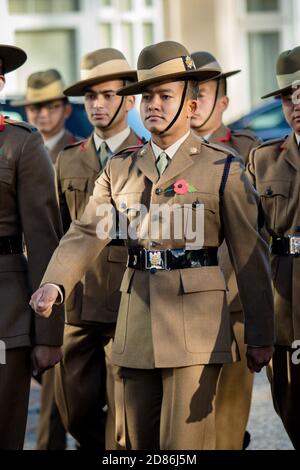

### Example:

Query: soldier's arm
xmin=55 ymin=152 xmax=72 ymax=233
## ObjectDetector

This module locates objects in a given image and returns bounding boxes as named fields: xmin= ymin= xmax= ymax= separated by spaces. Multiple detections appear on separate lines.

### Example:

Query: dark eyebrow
xmin=84 ymin=88 xmax=116 ymax=94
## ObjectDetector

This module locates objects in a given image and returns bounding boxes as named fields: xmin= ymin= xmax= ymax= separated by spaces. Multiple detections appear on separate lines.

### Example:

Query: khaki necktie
xmin=156 ymin=151 xmax=170 ymax=177
xmin=99 ymin=141 xmax=110 ymax=168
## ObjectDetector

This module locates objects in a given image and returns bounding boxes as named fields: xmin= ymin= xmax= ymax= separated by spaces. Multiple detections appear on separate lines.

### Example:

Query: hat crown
xmin=28 ymin=69 xmax=63 ymax=89
xmin=276 ymin=46 xmax=300 ymax=75
xmin=191 ymin=51 xmax=222 ymax=72
xmin=81 ymin=48 xmax=130 ymax=70
xmin=137 ymin=41 xmax=195 ymax=70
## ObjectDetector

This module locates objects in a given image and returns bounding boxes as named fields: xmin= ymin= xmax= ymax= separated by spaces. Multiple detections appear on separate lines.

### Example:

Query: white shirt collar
xmin=44 ymin=129 xmax=65 ymax=151
xmin=295 ymin=133 xmax=300 ymax=147
xmin=93 ymin=127 xmax=131 ymax=153
xmin=151 ymin=131 xmax=190 ymax=160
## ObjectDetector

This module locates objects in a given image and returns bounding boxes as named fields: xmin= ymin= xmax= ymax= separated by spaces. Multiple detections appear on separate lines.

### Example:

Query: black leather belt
xmin=128 ymin=247 xmax=218 ymax=272
xmin=0 ymin=235 xmax=23 ymax=255
xmin=108 ymin=238 xmax=125 ymax=247
xmin=271 ymin=235 xmax=300 ymax=256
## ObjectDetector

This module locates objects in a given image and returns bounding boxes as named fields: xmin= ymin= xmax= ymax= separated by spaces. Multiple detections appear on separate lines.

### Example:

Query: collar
xmin=93 ymin=127 xmax=131 ymax=153
xmin=44 ymin=128 xmax=65 ymax=151
xmin=150 ymin=131 xmax=190 ymax=160
xmin=295 ymin=133 xmax=300 ymax=147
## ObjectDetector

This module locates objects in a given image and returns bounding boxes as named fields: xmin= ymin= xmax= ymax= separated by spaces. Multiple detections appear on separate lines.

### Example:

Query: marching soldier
xmin=54 ymin=48 xmax=142 ymax=450
xmin=30 ymin=41 xmax=274 ymax=450
xmin=191 ymin=51 xmax=262 ymax=450
xmin=12 ymin=69 xmax=78 ymax=164
xmin=0 ymin=44 xmax=64 ymax=450
xmin=247 ymin=46 xmax=300 ymax=449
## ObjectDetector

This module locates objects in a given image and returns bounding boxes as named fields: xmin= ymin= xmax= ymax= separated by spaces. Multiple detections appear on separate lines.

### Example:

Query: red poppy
xmin=174 ymin=179 xmax=188 ymax=195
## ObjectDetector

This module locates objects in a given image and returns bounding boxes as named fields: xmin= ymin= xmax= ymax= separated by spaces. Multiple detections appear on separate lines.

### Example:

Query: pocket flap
xmin=180 ymin=266 xmax=226 ymax=293
xmin=108 ymin=245 xmax=128 ymax=263
xmin=119 ymin=268 xmax=135 ymax=293
xmin=258 ymin=180 xmax=290 ymax=198
xmin=61 ymin=177 xmax=87 ymax=192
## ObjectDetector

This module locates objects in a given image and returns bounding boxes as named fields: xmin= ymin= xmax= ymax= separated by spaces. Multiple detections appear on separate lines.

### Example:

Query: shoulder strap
xmin=219 ymin=154 xmax=235 ymax=197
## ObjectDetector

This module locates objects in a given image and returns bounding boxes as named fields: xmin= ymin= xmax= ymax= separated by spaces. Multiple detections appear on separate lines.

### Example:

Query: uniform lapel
xmin=135 ymin=142 xmax=160 ymax=184
xmin=282 ymin=132 xmax=300 ymax=171
xmin=116 ymin=129 xmax=140 ymax=150
xmin=79 ymin=134 xmax=101 ymax=173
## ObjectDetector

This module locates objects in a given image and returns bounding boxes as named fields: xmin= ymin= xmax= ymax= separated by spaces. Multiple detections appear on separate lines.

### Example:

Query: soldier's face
xmin=25 ymin=99 xmax=71 ymax=135
xmin=84 ymin=80 xmax=134 ymax=132
xmin=191 ymin=80 xmax=228 ymax=134
xmin=282 ymin=89 xmax=300 ymax=134
xmin=140 ymin=81 xmax=195 ymax=137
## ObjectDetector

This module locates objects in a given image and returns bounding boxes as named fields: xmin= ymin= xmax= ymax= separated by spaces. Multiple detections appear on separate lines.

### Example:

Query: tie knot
xmin=156 ymin=151 xmax=169 ymax=177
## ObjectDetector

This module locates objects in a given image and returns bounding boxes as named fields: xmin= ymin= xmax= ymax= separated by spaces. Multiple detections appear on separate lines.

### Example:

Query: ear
xmin=125 ymin=95 xmax=135 ymax=112
xmin=0 ymin=75 xmax=6 ymax=93
xmin=63 ymin=103 xmax=72 ymax=119
xmin=187 ymin=98 xmax=197 ymax=117
xmin=219 ymin=95 xmax=229 ymax=113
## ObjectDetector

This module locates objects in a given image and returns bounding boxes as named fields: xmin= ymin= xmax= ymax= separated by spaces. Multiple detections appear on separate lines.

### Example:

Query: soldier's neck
xmin=94 ymin=122 xmax=127 ymax=140
xmin=192 ymin=121 xmax=223 ymax=138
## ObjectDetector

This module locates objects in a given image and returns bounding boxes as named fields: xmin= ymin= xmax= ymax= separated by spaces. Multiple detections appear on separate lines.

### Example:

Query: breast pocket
xmin=114 ymin=193 xmax=145 ymax=240
xmin=258 ymin=180 xmax=290 ymax=233
xmin=61 ymin=177 xmax=89 ymax=220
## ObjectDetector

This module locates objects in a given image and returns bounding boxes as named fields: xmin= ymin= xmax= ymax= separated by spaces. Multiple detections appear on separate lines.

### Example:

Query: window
xmin=99 ymin=23 xmax=113 ymax=47
xmin=8 ymin=0 xmax=79 ymax=13
xmin=119 ymin=0 xmax=132 ymax=11
xmin=99 ymin=0 xmax=112 ymax=6
xmin=121 ymin=23 xmax=134 ymax=65
xmin=143 ymin=23 xmax=154 ymax=46
xmin=145 ymin=0 xmax=153 ymax=6
xmin=246 ymin=0 xmax=279 ymax=12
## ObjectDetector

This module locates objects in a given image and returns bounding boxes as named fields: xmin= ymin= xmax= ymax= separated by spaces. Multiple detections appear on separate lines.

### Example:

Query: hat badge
xmin=183 ymin=56 xmax=195 ymax=70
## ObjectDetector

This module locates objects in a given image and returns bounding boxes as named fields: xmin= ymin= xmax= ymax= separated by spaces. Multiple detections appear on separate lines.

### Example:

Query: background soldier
xmin=54 ymin=48 xmax=141 ymax=450
xmin=12 ymin=69 xmax=78 ymax=164
xmin=0 ymin=44 xmax=64 ymax=450
xmin=247 ymin=46 xmax=300 ymax=449
xmin=191 ymin=51 xmax=262 ymax=450
xmin=30 ymin=41 xmax=274 ymax=450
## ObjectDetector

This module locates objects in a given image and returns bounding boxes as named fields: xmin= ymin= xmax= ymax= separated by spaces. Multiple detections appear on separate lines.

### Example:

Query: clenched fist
xmin=29 ymin=284 xmax=60 ymax=318
xmin=246 ymin=345 xmax=274 ymax=373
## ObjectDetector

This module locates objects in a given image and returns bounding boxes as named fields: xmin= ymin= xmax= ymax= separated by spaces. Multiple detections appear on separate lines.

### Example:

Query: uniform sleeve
xmin=41 ymin=159 xmax=113 ymax=300
xmin=221 ymin=159 xmax=274 ymax=346
xmin=18 ymin=131 xmax=64 ymax=346
xmin=55 ymin=152 xmax=72 ymax=233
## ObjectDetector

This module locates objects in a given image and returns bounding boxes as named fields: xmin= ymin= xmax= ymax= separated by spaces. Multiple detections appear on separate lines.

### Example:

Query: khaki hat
xmin=0 ymin=44 xmax=27 ymax=74
xmin=262 ymin=46 xmax=300 ymax=99
xmin=191 ymin=51 xmax=241 ymax=79
xmin=11 ymin=69 xmax=66 ymax=106
xmin=64 ymin=48 xmax=137 ymax=96
xmin=117 ymin=41 xmax=220 ymax=96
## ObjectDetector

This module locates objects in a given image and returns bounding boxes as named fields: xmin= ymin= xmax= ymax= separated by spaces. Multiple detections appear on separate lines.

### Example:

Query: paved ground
xmin=24 ymin=371 xmax=293 ymax=450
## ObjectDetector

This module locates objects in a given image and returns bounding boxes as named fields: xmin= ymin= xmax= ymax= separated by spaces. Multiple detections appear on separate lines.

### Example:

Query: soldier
xmin=12 ymin=69 xmax=78 ymax=164
xmin=247 ymin=46 xmax=300 ymax=449
xmin=30 ymin=41 xmax=274 ymax=450
xmin=190 ymin=51 xmax=261 ymax=450
xmin=54 ymin=48 xmax=142 ymax=450
xmin=0 ymin=44 xmax=64 ymax=450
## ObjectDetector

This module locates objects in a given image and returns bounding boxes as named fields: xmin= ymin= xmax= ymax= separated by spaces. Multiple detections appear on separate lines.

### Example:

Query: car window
xmin=247 ymin=104 xmax=286 ymax=130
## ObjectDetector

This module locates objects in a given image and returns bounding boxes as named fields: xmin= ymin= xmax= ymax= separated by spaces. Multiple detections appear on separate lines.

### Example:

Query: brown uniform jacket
xmin=43 ymin=133 xmax=274 ymax=368
xmin=55 ymin=129 xmax=142 ymax=325
xmin=0 ymin=118 xmax=64 ymax=349
xmin=209 ymin=124 xmax=262 ymax=312
xmin=48 ymin=129 xmax=78 ymax=164
xmin=247 ymin=132 xmax=300 ymax=345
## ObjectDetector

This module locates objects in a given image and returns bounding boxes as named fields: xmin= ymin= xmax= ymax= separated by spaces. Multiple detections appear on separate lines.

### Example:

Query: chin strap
xmin=159 ymin=81 xmax=188 ymax=135
xmin=102 ymin=80 xmax=125 ymax=129
xmin=194 ymin=79 xmax=220 ymax=131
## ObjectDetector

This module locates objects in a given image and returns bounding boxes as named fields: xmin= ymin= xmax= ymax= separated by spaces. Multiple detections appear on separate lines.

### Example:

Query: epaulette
xmin=63 ymin=139 xmax=86 ymax=151
xmin=230 ymin=128 xmax=260 ymax=141
xmin=4 ymin=117 xmax=37 ymax=132
xmin=112 ymin=144 xmax=143 ymax=158
xmin=255 ymin=136 xmax=286 ymax=149
xmin=201 ymin=140 xmax=238 ymax=157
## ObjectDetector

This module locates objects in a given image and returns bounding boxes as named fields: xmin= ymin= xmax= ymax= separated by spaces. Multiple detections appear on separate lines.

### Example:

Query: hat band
xmin=198 ymin=60 xmax=221 ymax=72
xmin=80 ymin=59 xmax=132 ymax=81
xmin=277 ymin=69 xmax=300 ymax=89
xmin=137 ymin=56 xmax=195 ymax=82
xmin=26 ymin=79 xmax=65 ymax=102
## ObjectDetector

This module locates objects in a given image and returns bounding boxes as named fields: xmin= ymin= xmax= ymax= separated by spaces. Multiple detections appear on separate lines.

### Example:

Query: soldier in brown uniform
xmin=191 ymin=52 xmax=261 ymax=450
xmin=247 ymin=46 xmax=300 ymax=449
xmin=12 ymin=69 xmax=78 ymax=164
xmin=0 ymin=44 xmax=64 ymax=450
xmin=54 ymin=48 xmax=142 ymax=450
xmin=30 ymin=41 xmax=274 ymax=450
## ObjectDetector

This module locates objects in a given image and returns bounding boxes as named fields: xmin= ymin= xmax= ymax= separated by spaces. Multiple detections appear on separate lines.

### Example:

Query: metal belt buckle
xmin=289 ymin=236 xmax=300 ymax=255
xmin=145 ymin=250 xmax=167 ymax=270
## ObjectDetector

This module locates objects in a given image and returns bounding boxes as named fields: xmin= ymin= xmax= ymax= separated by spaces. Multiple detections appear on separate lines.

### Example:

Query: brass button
xmin=155 ymin=188 xmax=162 ymax=195
xmin=68 ymin=184 xmax=74 ymax=191
xmin=265 ymin=186 xmax=273 ymax=196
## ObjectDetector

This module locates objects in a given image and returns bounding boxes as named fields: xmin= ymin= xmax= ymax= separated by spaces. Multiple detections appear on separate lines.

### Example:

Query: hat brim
xmin=10 ymin=94 xmax=67 ymax=107
xmin=261 ymin=85 xmax=293 ymax=99
xmin=217 ymin=69 xmax=241 ymax=79
xmin=64 ymin=70 xmax=138 ymax=96
xmin=117 ymin=69 xmax=221 ymax=96
xmin=0 ymin=45 xmax=27 ymax=74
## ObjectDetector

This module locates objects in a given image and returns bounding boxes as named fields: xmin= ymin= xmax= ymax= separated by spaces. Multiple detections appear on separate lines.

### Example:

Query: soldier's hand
xmin=31 ymin=345 xmax=63 ymax=376
xmin=246 ymin=345 xmax=274 ymax=373
xmin=29 ymin=284 xmax=59 ymax=318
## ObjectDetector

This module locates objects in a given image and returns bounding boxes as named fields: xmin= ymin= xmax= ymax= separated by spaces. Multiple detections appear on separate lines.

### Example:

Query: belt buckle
xmin=289 ymin=236 xmax=300 ymax=255
xmin=145 ymin=250 xmax=167 ymax=270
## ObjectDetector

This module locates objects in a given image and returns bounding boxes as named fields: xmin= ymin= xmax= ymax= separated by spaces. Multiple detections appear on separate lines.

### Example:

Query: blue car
xmin=229 ymin=99 xmax=291 ymax=141
xmin=0 ymin=97 xmax=150 ymax=141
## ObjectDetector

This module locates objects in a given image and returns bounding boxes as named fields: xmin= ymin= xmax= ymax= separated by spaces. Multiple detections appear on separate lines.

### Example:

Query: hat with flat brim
xmin=261 ymin=46 xmax=300 ymax=99
xmin=63 ymin=48 xmax=137 ymax=96
xmin=191 ymin=51 xmax=241 ymax=80
xmin=0 ymin=44 xmax=27 ymax=74
xmin=117 ymin=41 xmax=221 ymax=96
xmin=11 ymin=69 xmax=66 ymax=106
